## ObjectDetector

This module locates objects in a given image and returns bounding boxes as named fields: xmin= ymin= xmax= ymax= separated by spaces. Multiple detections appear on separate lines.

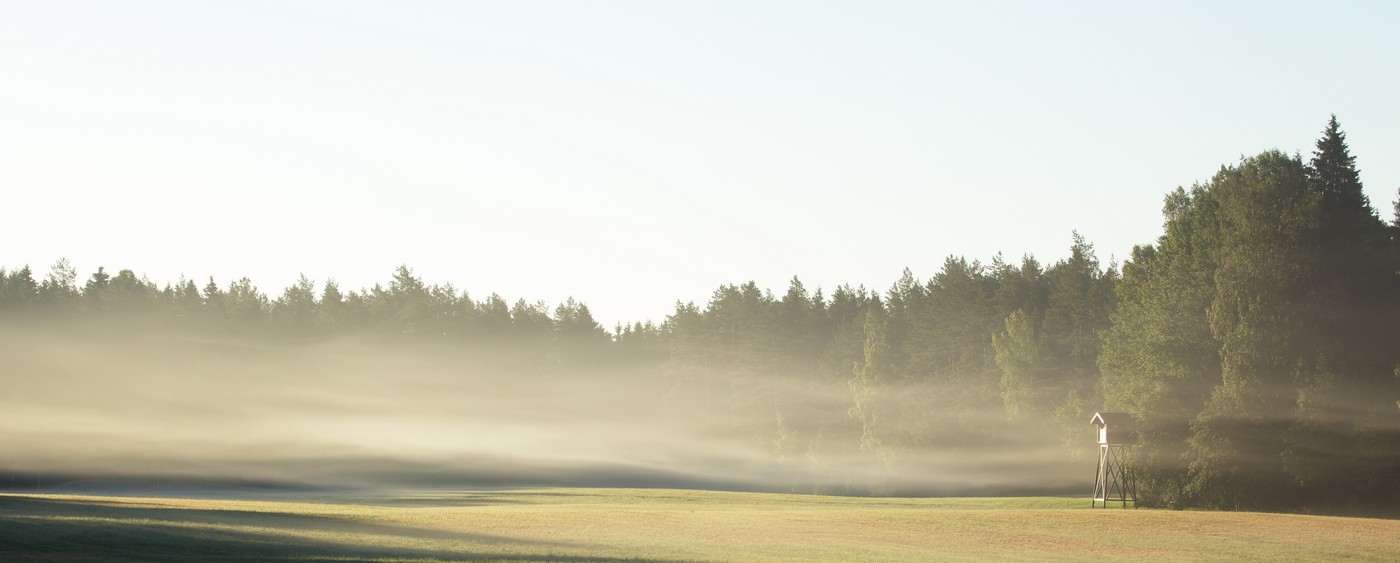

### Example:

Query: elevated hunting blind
xmin=1090 ymin=411 xmax=1138 ymax=508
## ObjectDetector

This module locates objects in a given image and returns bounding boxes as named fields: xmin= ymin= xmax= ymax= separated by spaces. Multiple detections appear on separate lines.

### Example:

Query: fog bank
xmin=1 ymin=323 xmax=1085 ymax=496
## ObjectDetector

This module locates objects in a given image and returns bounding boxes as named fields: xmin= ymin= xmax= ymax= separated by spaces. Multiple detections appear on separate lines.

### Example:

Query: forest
xmin=3 ymin=116 xmax=1398 ymax=513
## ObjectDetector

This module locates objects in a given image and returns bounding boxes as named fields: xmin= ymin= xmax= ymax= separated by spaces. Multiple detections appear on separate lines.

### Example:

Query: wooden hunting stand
xmin=1090 ymin=411 xmax=1138 ymax=508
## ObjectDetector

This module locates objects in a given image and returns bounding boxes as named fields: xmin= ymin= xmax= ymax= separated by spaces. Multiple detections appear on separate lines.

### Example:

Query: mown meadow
xmin=3 ymin=488 xmax=1398 ymax=562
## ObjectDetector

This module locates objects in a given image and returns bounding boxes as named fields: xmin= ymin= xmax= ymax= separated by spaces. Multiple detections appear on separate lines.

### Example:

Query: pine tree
xmin=1041 ymin=233 xmax=1113 ymax=413
xmin=388 ymin=265 xmax=428 ymax=335
xmin=275 ymin=274 xmax=318 ymax=332
xmin=0 ymin=266 xmax=39 ymax=314
xmin=83 ymin=267 xmax=113 ymax=312
xmin=171 ymin=277 xmax=202 ymax=322
xmin=38 ymin=259 xmax=79 ymax=312
xmin=225 ymin=277 xmax=268 ymax=324
xmin=317 ymin=279 xmax=344 ymax=330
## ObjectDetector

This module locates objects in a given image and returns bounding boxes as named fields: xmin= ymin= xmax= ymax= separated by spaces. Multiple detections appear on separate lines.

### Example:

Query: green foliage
xmin=169 ymin=277 xmax=202 ymax=321
xmin=273 ymin=274 xmax=317 ymax=332
xmin=37 ymin=258 xmax=79 ymax=312
xmin=1310 ymin=115 xmax=1381 ymax=240
xmin=1393 ymin=187 xmax=1399 ymax=228
xmin=1101 ymin=124 xmax=1400 ymax=511
xmin=0 ymin=266 xmax=38 ymax=314
xmin=1188 ymin=150 xmax=1320 ymax=509
xmin=849 ymin=308 xmax=893 ymax=466
xmin=993 ymin=309 xmax=1040 ymax=421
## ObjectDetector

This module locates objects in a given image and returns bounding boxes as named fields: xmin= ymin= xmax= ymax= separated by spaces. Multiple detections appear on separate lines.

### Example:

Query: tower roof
xmin=1090 ymin=412 xmax=1133 ymax=427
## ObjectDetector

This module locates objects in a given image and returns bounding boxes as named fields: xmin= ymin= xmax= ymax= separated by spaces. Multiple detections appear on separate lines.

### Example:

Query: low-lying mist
xmin=1 ymin=322 xmax=1085 ymax=497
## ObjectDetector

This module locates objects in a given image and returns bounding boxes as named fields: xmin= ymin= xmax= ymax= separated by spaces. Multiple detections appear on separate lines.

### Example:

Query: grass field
xmin=2 ymin=488 xmax=1398 ymax=562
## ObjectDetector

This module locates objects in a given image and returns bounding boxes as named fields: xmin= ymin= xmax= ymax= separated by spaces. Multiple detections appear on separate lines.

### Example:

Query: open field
xmin=2 ymin=488 xmax=1398 ymax=562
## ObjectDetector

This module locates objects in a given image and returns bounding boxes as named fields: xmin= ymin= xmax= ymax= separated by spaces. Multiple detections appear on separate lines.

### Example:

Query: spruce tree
xmin=1306 ymin=116 xmax=1387 ymax=312
xmin=1393 ymin=187 xmax=1399 ymax=227
xmin=1303 ymin=116 xmax=1393 ymax=401
xmin=1302 ymin=119 xmax=1400 ymax=509
xmin=1310 ymin=115 xmax=1377 ymax=237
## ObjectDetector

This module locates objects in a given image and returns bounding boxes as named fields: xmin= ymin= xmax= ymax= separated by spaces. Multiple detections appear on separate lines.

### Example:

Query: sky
xmin=4 ymin=1 xmax=1399 ymax=328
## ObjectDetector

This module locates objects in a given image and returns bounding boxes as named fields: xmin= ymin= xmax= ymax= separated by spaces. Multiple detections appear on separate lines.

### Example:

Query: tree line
xmin=3 ymin=116 xmax=1398 ymax=511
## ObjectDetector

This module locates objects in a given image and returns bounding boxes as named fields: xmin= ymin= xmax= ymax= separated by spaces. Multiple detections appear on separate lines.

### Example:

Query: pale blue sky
xmin=4 ymin=1 xmax=1398 ymax=327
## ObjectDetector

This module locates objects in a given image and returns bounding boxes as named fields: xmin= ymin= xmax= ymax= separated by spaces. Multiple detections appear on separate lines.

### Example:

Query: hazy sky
xmin=4 ymin=1 xmax=1398 ymax=327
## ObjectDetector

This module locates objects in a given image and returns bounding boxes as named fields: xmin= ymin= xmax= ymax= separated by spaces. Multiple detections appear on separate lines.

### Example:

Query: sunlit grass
xmin=2 ymin=488 xmax=1397 ymax=561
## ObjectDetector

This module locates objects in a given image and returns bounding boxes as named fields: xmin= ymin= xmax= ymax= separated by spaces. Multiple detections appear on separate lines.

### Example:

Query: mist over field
xmin=0 ymin=322 xmax=1083 ymax=496
xmin=3 ymin=119 xmax=1400 ymax=517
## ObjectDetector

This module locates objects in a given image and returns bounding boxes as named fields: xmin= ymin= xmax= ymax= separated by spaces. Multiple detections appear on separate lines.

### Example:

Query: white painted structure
xmin=1090 ymin=411 xmax=1138 ymax=508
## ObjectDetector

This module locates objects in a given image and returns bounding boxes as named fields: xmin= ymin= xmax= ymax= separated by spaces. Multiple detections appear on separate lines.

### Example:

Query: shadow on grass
xmin=300 ymin=490 xmax=537 ymax=508
xmin=0 ymin=495 xmax=672 ymax=562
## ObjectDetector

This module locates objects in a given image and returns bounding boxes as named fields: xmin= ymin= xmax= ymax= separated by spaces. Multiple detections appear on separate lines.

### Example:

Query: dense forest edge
xmin=4 ymin=116 xmax=1399 ymax=514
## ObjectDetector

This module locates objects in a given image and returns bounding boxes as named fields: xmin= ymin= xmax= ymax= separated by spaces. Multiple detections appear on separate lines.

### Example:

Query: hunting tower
xmin=1090 ymin=412 xmax=1138 ymax=508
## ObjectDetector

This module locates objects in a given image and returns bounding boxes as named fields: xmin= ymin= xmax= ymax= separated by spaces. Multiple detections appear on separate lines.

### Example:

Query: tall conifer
xmin=1310 ymin=115 xmax=1376 ymax=237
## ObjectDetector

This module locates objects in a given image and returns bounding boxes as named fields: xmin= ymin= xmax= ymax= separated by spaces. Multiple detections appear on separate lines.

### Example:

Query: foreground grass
xmin=2 ymin=488 xmax=1397 ymax=562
